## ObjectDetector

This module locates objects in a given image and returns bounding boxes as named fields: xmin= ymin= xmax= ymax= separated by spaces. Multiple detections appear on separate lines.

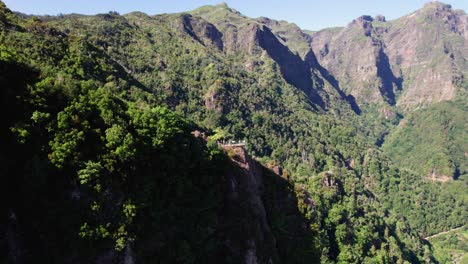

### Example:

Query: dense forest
xmin=0 ymin=1 xmax=466 ymax=263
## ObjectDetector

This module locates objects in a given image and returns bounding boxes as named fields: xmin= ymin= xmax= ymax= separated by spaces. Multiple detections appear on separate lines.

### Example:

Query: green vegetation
xmin=372 ymin=156 xmax=467 ymax=236
xmin=427 ymin=226 xmax=468 ymax=264
xmin=0 ymin=1 xmax=465 ymax=263
xmin=383 ymin=99 xmax=467 ymax=179
xmin=0 ymin=40 xmax=230 ymax=262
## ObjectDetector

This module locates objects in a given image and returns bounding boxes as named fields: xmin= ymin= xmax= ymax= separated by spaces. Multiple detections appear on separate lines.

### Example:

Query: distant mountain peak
xmin=191 ymin=2 xmax=244 ymax=19
xmin=422 ymin=1 xmax=452 ymax=10
xmin=416 ymin=1 xmax=457 ymax=17
xmin=411 ymin=0 xmax=466 ymax=33
xmin=216 ymin=2 xmax=229 ymax=8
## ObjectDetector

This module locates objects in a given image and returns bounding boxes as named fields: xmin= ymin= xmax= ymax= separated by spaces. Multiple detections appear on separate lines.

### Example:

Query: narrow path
xmin=424 ymin=225 xmax=465 ymax=240
xmin=221 ymin=143 xmax=246 ymax=147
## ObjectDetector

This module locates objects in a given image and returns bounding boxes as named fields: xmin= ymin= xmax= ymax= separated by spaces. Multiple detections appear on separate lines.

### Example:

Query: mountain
xmin=0 ymin=1 xmax=466 ymax=263
xmin=383 ymin=98 xmax=467 ymax=180
xmin=310 ymin=2 xmax=467 ymax=109
xmin=310 ymin=2 xmax=467 ymax=177
xmin=189 ymin=3 xmax=361 ymax=112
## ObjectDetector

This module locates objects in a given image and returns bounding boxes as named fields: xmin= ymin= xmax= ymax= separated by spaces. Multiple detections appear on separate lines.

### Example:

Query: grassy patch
xmin=428 ymin=226 xmax=468 ymax=264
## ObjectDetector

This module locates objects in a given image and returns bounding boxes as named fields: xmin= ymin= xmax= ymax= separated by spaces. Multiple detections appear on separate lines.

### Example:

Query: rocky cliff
xmin=218 ymin=145 xmax=318 ymax=263
xmin=190 ymin=2 xmax=467 ymax=112
xmin=310 ymin=1 xmax=467 ymax=109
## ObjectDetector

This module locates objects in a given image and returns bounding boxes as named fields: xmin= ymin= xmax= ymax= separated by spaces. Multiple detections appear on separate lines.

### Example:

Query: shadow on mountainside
xmin=376 ymin=48 xmax=402 ymax=105
xmin=211 ymin=146 xmax=320 ymax=263
xmin=304 ymin=50 xmax=362 ymax=114
xmin=257 ymin=26 xmax=325 ymax=109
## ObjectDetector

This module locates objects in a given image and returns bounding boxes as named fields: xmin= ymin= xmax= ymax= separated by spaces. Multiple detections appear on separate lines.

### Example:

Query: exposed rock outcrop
xmin=220 ymin=146 xmax=319 ymax=263
xmin=310 ymin=1 xmax=467 ymax=110
xmin=175 ymin=14 xmax=224 ymax=50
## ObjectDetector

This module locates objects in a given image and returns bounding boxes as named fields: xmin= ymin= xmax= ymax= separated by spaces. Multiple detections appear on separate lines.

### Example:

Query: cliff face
xmin=28 ymin=2 xmax=465 ymax=115
xmin=310 ymin=2 xmax=467 ymax=110
xmin=311 ymin=16 xmax=395 ymax=105
xmin=219 ymin=146 xmax=318 ymax=263
xmin=219 ymin=145 xmax=280 ymax=263
xmin=176 ymin=14 xmax=224 ymax=51
xmin=188 ymin=5 xmax=325 ymax=108
xmin=190 ymin=4 xmax=368 ymax=111
xmin=189 ymin=2 xmax=467 ymax=112
xmin=383 ymin=2 xmax=467 ymax=108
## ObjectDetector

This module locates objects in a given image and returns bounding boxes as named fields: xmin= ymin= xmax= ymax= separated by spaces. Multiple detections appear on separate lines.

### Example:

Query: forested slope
xmin=0 ymin=1 xmax=466 ymax=263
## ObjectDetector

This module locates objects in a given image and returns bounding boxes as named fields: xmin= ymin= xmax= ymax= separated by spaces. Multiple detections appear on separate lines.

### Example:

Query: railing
xmin=217 ymin=140 xmax=246 ymax=146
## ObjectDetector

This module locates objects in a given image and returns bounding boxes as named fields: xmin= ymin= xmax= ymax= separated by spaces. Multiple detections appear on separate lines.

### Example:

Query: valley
xmin=0 ymin=1 xmax=466 ymax=263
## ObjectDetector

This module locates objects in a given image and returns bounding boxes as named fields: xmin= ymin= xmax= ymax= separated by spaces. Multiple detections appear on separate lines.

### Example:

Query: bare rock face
xmin=188 ymin=4 xmax=334 ymax=109
xmin=175 ymin=14 xmax=224 ymax=50
xmin=311 ymin=22 xmax=389 ymax=105
xmin=237 ymin=23 xmax=264 ymax=55
xmin=257 ymin=25 xmax=319 ymax=102
xmin=256 ymin=17 xmax=313 ymax=59
xmin=375 ymin=15 xmax=386 ymax=22
xmin=180 ymin=2 xmax=465 ymax=112
xmin=383 ymin=3 xmax=467 ymax=109
xmin=189 ymin=3 xmax=261 ymax=55
xmin=223 ymin=146 xmax=277 ymax=263
xmin=351 ymin=16 xmax=374 ymax=37
xmin=311 ymin=2 xmax=467 ymax=110
xmin=220 ymin=146 xmax=319 ymax=263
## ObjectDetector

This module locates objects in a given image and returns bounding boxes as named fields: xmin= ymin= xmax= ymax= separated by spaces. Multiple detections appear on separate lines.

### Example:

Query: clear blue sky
xmin=3 ymin=0 xmax=467 ymax=30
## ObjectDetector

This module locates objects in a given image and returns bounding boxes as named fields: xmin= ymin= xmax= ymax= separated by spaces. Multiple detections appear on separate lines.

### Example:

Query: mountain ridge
xmin=0 ymin=1 xmax=466 ymax=263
